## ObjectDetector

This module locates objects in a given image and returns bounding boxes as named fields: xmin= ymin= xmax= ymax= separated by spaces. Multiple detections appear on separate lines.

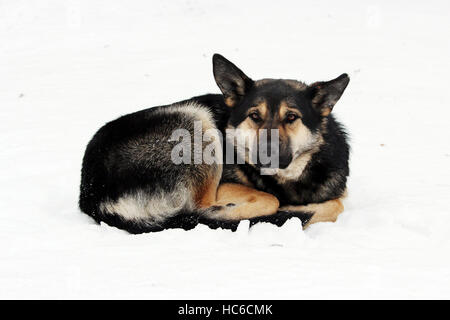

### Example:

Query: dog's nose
xmin=278 ymin=153 xmax=293 ymax=169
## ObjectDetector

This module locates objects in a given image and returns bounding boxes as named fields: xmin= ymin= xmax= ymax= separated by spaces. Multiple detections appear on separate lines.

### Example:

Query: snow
xmin=1 ymin=0 xmax=450 ymax=299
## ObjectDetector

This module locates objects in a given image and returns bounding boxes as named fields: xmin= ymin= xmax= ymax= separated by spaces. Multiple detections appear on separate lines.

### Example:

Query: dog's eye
xmin=249 ymin=112 xmax=262 ymax=122
xmin=285 ymin=113 xmax=299 ymax=123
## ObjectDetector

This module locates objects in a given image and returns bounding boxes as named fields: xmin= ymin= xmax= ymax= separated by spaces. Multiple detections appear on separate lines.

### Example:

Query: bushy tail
xmin=85 ymin=208 xmax=242 ymax=234
xmin=248 ymin=210 xmax=314 ymax=228
xmin=82 ymin=206 xmax=313 ymax=234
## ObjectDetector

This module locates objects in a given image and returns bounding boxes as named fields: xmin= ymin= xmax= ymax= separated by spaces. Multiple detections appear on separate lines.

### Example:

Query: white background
xmin=1 ymin=0 xmax=449 ymax=299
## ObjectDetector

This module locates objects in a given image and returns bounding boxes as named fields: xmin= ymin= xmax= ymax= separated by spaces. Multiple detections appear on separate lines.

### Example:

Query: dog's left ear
xmin=308 ymin=73 xmax=350 ymax=116
xmin=213 ymin=54 xmax=254 ymax=107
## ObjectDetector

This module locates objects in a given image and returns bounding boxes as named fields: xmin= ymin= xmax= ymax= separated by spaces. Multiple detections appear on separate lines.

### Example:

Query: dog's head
xmin=213 ymin=54 xmax=349 ymax=170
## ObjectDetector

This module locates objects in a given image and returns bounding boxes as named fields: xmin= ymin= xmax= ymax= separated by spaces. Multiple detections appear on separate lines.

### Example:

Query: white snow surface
xmin=1 ymin=0 xmax=450 ymax=299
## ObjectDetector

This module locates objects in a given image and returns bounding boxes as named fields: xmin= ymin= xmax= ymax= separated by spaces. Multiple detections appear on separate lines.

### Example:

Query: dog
xmin=79 ymin=54 xmax=350 ymax=233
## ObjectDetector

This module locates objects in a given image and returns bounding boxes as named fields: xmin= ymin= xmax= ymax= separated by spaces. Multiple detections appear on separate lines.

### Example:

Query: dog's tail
xmin=83 ymin=208 xmax=243 ymax=234
xmin=82 ymin=206 xmax=313 ymax=234
xmin=248 ymin=210 xmax=314 ymax=228
xmin=89 ymin=209 xmax=199 ymax=234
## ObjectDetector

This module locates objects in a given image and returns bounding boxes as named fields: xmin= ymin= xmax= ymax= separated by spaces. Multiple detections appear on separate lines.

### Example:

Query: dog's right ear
xmin=213 ymin=54 xmax=254 ymax=107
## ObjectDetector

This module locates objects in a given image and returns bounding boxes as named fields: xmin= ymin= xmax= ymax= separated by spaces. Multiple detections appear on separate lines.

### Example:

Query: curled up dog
xmin=79 ymin=54 xmax=350 ymax=233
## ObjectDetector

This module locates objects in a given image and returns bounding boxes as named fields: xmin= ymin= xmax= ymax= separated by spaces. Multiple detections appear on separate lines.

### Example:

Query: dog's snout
xmin=278 ymin=153 xmax=293 ymax=169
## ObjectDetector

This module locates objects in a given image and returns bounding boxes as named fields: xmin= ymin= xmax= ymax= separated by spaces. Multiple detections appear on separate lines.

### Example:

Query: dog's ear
xmin=308 ymin=73 xmax=350 ymax=116
xmin=213 ymin=54 xmax=254 ymax=107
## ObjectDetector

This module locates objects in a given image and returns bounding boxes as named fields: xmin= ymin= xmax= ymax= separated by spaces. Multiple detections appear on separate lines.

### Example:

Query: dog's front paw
xmin=198 ymin=205 xmax=240 ymax=231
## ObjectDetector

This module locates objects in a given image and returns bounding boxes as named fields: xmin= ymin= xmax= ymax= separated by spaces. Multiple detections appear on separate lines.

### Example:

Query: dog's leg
xmin=197 ymin=183 xmax=280 ymax=221
xmin=279 ymin=198 xmax=345 ymax=229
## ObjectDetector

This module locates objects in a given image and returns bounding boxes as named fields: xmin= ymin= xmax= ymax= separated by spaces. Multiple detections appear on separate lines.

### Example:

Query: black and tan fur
xmin=213 ymin=54 xmax=350 ymax=228
xmin=79 ymin=54 xmax=350 ymax=233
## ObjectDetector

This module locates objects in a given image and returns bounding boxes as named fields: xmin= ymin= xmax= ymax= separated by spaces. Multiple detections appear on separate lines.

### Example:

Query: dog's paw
xmin=199 ymin=204 xmax=240 ymax=231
